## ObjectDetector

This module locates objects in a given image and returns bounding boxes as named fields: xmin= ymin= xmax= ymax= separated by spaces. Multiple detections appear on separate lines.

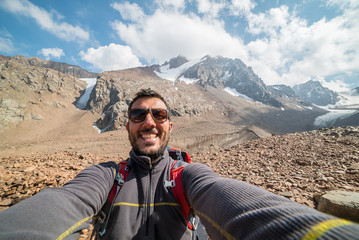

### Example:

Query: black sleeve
xmin=0 ymin=161 xmax=117 ymax=240
xmin=182 ymin=163 xmax=359 ymax=240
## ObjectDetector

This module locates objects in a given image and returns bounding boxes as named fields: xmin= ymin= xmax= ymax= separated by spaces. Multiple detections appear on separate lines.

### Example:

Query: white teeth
xmin=142 ymin=134 xmax=157 ymax=139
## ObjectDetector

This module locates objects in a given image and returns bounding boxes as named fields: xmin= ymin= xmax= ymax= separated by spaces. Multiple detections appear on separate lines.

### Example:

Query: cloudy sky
xmin=0 ymin=0 xmax=358 ymax=91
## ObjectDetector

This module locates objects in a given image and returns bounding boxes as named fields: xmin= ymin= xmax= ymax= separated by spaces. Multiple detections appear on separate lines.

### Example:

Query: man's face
xmin=126 ymin=97 xmax=173 ymax=160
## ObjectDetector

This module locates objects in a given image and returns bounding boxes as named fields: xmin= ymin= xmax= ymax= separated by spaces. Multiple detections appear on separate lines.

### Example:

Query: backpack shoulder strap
xmin=92 ymin=159 xmax=130 ymax=238
xmin=167 ymin=146 xmax=192 ymax=163
xmin=107 ymin=160 xmax=130 ymax=203
xmin=170 ymin=160 xmax=195 ymax=230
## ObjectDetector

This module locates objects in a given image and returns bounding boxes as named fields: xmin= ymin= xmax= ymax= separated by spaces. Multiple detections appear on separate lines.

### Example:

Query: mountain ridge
xmin=0 ymin=54 xmax=357 ymax=156
xmin=0 ymin=54 xmax=98 ymax=78
xmin=293 ymin=80 xmax=340 ymax=106
xmin=153 ymin=56 xmax=349 ymax=109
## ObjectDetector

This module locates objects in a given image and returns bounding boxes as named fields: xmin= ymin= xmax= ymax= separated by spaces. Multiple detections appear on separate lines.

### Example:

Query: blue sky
xmin=0 ymin=0 xmax=358 ymax=91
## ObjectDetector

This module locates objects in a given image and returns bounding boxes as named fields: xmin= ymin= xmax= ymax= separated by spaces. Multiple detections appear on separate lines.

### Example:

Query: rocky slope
xmin=0 ymin=59 xmax=87 ymax=130
xmin=334 ymin=112 xmax=359 ymax=127
xmin=0 ymin=54 xmax=98 ymax=78
xmin=195 ymin=126 xmax=359 ymax=207
xmin=1 ymin=126 xmax=358 ymax=239
xmin=1 ymin=126 xmax=358 ymax=212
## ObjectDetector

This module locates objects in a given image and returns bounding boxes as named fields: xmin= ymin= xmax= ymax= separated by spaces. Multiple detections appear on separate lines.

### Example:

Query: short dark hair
xmin=128 ymin=88 xmax=171 ymax=119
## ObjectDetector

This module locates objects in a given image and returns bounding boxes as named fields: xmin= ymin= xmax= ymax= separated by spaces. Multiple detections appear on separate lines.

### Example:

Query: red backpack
xmin=92 ymin=147 xmax=195 ymax=237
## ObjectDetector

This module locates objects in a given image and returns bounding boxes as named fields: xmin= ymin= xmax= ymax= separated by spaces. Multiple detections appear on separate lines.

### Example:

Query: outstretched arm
xmin=0 ymin=161 xmax=117 ymax=240
xmin=182 ymin=163 xmax=359 ymax=240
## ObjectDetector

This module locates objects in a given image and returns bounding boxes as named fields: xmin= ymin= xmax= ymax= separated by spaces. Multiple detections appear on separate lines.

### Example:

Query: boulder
xmin=317 ymin=190 xmax=359 ymax=222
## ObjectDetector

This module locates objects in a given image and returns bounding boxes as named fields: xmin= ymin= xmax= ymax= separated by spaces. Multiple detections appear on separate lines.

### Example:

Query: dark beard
xmin=132 ymin=143 xmax=167 ymax=160
xmin=129 ymin=128 xmax=170 ymax=161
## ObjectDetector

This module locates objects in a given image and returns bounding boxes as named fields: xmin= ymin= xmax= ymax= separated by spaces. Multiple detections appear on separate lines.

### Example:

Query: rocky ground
xmin=194 ymin=126 xmax=359 ymax=207
xmin=0 ymin=126 xmax=358 ymax=238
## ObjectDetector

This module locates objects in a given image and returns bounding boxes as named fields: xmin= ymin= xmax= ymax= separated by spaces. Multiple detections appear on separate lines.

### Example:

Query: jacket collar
xmin=129 ymin=149 xmax=169 ymax=171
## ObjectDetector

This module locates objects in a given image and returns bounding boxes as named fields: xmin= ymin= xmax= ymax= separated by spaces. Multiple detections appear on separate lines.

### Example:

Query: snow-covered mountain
xmin=300 ymin=84 xmax=359 ymax=127
xmin=153 ymin=56 xmax=310 ymax=109
xmin=268 ymin=84 xmax=297 ymax=98
xmin=1 ymin=53 xmax=356 ymax=139
xmin=292 ymin=80 xmax=339 ymax=106
xmin=151 ymin=56 xmax=358 ymax=128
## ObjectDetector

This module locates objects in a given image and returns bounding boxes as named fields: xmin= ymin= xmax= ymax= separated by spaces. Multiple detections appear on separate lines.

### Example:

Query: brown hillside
xmin=1 ymin=126 xmax=358 ymax=212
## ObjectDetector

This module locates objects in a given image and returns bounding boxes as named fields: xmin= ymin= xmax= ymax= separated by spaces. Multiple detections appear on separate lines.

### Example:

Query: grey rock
xmin=167 ymin=55 xmax=189 ymax=69
xmin=317 ymin=190 xmax=359 ymax=222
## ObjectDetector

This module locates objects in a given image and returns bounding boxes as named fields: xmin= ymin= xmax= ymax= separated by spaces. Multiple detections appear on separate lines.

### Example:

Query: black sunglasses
xmin=129 ymin=108 xmax=169 ymax=123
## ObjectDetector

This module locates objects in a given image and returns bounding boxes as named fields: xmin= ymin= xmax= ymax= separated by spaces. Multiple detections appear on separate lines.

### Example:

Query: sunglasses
xmin=129 ymin=108 xmax=169 ymax=123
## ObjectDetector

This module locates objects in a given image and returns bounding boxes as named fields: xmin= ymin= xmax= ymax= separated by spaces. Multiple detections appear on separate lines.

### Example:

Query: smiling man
xmin=126 ymin=90 xmax=173 ymax=162
xmin=1 ymin=89 xmax=359 ymax=240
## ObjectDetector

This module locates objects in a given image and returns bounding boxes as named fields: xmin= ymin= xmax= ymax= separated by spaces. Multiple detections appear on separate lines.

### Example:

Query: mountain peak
xmin=293 ymin=80 xmax=339 ymax=106
xmin=165 ymin=55 xmax=189 ymax=69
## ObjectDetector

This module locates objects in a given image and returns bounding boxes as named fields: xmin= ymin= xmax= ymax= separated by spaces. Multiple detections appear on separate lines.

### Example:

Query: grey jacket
xmin=1 ymin=149 xmax=359 ymax=239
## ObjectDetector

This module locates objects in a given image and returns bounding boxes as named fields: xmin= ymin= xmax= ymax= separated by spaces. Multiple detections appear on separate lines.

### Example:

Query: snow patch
xmin=76 ymin=78 xmax=97 ymax=110
xmin=154 ymin=58 xmax=202 ymax=83
xmin=336 ymin=90 xmax=359 ymax=108
xmin=313 ymin=89 xmax=359 ymax=127
xmin=93 ymin=113 xmax=106 ymax=133
xmin=224 ymin=87 xmax=253 ymax=101
xmin=178 ymin=77 xmax=198 ymax=84
xmin=93 ymin=124 xmax=102 ymax=134
xmin=314 ymin=108 xmax=357 ymax=127
xmin=223 ymin=71 xmax=232 ymax=81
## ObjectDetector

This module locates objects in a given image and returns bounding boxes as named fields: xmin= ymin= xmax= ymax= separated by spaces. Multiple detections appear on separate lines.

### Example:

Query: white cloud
xmin=246 ymin=6 xmax=291 ymax=37
xmin=195 ymin=0 xmax=225 ymax=18
xmin=111 ymin=2 xmax=145 ymax=22
xmin=193 ymin=0 xmax=255 ymax=18
xmin=316 ymin=76 xmax=351 ymax=93
xmin=0 ymin=36 xmax=15 ymax=54
xmin=0 ymin=28 xmax=15 ymax=54
xmin=0 ymin=0 xmax=89 ymax=42
xmin=79 ymin=43 xmax=142 ymax=71
xmin=155 ymin=0 xmax=186 ymax=11
xmin=230 ymin=0 xmax=256 ymax=16
xmin=105 ymin=0 xmax=358 ymax=92
xmin=244 ymin=4 xmax=359 ymax=88
xmin=111 ymin=10 xmax=247 ymax=64
xmin=325 ymin=0 xmax=359 ymax=9
xmin=38 ymin=48 xmax=65 ymax=60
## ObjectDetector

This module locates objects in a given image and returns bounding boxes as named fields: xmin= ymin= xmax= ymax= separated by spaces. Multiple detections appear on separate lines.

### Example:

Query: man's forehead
xmin=131 ymin=97 xmax=167 ymax=109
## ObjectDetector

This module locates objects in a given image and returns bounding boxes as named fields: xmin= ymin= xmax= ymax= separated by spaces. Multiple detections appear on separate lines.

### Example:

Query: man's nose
xmin=142 ymin=112 xmax=156 ymax=127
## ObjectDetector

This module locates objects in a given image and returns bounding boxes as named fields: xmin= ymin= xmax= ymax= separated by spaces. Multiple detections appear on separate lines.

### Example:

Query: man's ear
xmin=169 ymin=122 xmax=173 ymax=133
